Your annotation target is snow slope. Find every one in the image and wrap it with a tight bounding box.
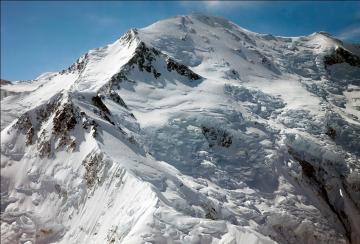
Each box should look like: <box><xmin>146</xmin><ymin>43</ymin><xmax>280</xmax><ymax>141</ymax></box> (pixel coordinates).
<box><xmin>1</xmin><ymin>13</ymin><xmax>360</xmax><ymax>244</ymax></box>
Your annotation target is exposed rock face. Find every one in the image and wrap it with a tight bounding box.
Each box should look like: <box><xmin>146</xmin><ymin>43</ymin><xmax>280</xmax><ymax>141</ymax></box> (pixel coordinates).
<box><xmin>81</xmin><ymin>112</ymin><xmax>99</xmax><ymax>138</ymax></box>
<box><xmin>12</xmin><ymin>94</ymin><xmax>63</xmax><ymax>147</ymax></box>
<box><xmin>53</xmin><ymin>102</ymin><xmax>78</xmax><ymax>135</ymax></box>
<box><xmin>38</xmin><ymin>140</ymin><xmax>51</xmax><ymax>158</ymax></box>
<box><xmin>101</xmin><ymin>41</ymin><xmax>202</xmax><ymax>95</ymax></box>
<box><xmin>166</xmin><ymin>57</ymin><xmax>201</xmax><ymax>80</ymax></box>
<box><xmin>101</xmin><ymin>43</ymin><xmax>162</xmax><ymax>93</ymax></box>
<box><xmin>13</xmin><ymin>113</ymin><xmax>34</xmax><ymax>145</ymax></box>
<box><xmin>325</xmin><ymin>113</ymin><xmax>360</xmax><ymax>156</ymax></box>
<box><xmin>204</xmin><ymin>206</ymin><xmax>218</xmax><ymax>220</ymax></box>
<box><xmin>1</xmin><ymin>80</ymin><xmax>15</xmax><ymax>101</ymax></box>
<box><xmin>0</xmin><ymin>79</ymin><xmax>12</xmax><ymax>86</ymax></box>
<box><xmin>129</xmin><ymin>42</ymin><xmax>160</xmax><ymax>75</ymax></box>
<box><xmin>52</xmin><ymin>101</ymin><xmax>80</xmax><ymax>153</ymax></box>
<box><xmin>201</xmin><ymin>126</ymin><xmax>232</xmax><ymax>148</ymax></box>
<box><xmin>60</xmin><ymin>53</ymin><xmax>89</xmax><ymax>74</ymax></box>
<box><xmin>107</xmin><ymin>71</ymin><xmax>128</xmax><ymax>91</ymax></box>
<box><xmin>326</xmin><ymin>126</ymin><xmax>337</xmax><ymax>140</ymax></box>
<box><xmin>10</xmin><ymin>94</ymin><xmax>83</xmax><ymax>157</ymax></box>
<box><xmin>345</xmin><ymin>172</ymin><xmax>360</xmax><ymax>210</ymax></box>
<box><xmin>127</xmin><ymin>41</ymin><xmax>201</xmax><ymax>81</ymax></box>
<box><xmin>108</xmin><ymin>90</ymin><xmax>128</xmax><ymax>109</ymax></box>
<box><xmin>119</xmin><ymin>28</ymin><xmax>138</xmax><ymax>46</ymax></box>
<box><xmin>92</xmin><ymin>95</ymin><xmax>115</xmax><ymax>126</ymax></box>
<box><xmin>324</xmin><ymin>47</ymin><xmax>360</xmax><ymax>68</ymax></box>
<box><xmin>92</xmin><ymin>95</ymin><xmax>111</xmax><ymax>115</ymax></box>
<box><xmin>82</xmin><ymin>152</ymin><xmax>103</xmax><ymax>187</ymax></box>
<box><xmin>287</xmin><ymin>145</ymin><xmax>360</xmax><ymax>244</ymax></box>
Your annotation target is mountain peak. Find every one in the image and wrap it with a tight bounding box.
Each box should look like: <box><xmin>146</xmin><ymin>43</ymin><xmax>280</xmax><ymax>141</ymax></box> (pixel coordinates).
<box><xmin>1</xmin><ymin>13</ymin><xmax>360</xmax><ymax>244</ymax></box>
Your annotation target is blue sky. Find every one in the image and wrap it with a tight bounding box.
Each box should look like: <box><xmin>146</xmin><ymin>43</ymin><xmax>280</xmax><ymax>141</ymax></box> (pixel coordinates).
<box><xmin>1</xmin><ymin>1</ymin><xmax>359</xmax><ymax>81</ymax></box>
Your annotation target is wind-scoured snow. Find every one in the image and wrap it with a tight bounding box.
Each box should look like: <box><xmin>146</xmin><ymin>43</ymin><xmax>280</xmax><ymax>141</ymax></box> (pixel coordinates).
<box><xmin>1</xmin><ymin>13</ymin><xmax>360</xmax><ymax>244</ymax></box>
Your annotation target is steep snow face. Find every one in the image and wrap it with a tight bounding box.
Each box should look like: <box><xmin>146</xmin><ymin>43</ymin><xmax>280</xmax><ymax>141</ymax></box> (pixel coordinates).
<box><xmin>1</xmin><ymin>13</ymin><xmax>360</xmax><ymax>244</ymax></box>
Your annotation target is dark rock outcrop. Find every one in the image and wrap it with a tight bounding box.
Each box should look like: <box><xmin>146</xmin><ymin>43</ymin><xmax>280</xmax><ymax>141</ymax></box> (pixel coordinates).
<box><xmin>324</xmin><ymin>47</ymin><xmax>360</xmax><ymax>68</ymax></box>
<box><xmin>325</xmin><ymin>126</ymin><xmax>337</xmax><ymax>140</ymax></box>
<box><xmin>201</xmin><ymin>126</ymin><xmax>232</xmax><ymax>148</ymax></box>
<box><xmin>53</xmin><ymin>102</ymin><xmax>78</xmax><ymax>135</ymax></box>
<box><xmin>92</xmin><ymin>95</ymin><xmax>115</xmax><ymax>125</ymax></box>
<box><xmin>128</xmin><ymin>42</ymin><xmax>160</xmax><ymax>76</ymax></box>
<box><xmin>0</xmin><ymin>79</ymin><xmax>12</xmax><ymax>86</ymax></box>
<box><xmin>166</xmin><ymin>58</ymin><xmax>201</xmax><ymax>80</ymax></box>
<box><xmin>205</xmin><ymin>206</ymin><xmax>217</xmax><ymax>220</ymax></box>
<box><xmin>101</xmin><ymin>42</ymin><xmax>202</xmax><ymax>95</ymax></box>
<box><xmin>288</xmin><ymin>147</ymin><xmax>356</xmax><ymax>243</ymax></box>
<box><xmin>60</xmin><ymin>53</ymin><xmax>89</xmax><ymax>74</ymax></box>
<box><xmin>92</xmin><ymin>95</ymin><xmax>111</xmax><ymax>115</ymax></box>
<box><xmin>13</xmin><ymin>113</ymin><xmax>34</xmax><ymax>145</ymax></box>
<box><xmin>82</xmin><ymin>153</ymin><xmax>103</xmax><ymax>187</ymax></box>
<box><xmin>11</xmin><ymin>95</ymin><xmax>82</xmax><ymax>156</ymax></box>
<box><xmin>108</xmin><ymin>91</ymin><xmax>128</xmax><ymax>109</ymax></box>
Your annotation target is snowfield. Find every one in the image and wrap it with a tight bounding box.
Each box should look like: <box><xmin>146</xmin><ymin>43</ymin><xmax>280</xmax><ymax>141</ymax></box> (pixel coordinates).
<box><xmin>1</xmin><ymin>13</ymin><xmax>360</xmax><ymax>244</ymax></box>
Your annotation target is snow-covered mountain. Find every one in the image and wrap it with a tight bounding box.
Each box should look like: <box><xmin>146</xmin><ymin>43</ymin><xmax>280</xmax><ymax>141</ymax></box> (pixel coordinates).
<box><xmin>1</xmin><ymin>13</ymin><xmax>360</xmax><ymax>244</ymax></box>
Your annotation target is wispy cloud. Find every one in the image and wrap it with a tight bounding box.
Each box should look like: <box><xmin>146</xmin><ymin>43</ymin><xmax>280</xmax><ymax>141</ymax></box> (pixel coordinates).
<box><xmin>337</xmin><ymin>26</ymin><xmax>360</xmax><ymax>42</ymax></box>
<box><xmin>179</xmin><ymin>1</ymin><xmax>265</xmax><ymax>12</ymax></box>
<box><xmin>87</xmin><ymin>14</ymin><xmax>121</xmax><ymax>27</ymax></box>
<box><xmin>201</xmin><ymin>1</ymin><xmax>262</xmax><ymax>10</ymax></box>
<box><xmin>356</xmin><ymin>10</ymin><xmax>360</xmax><ymax>20</ymax></box>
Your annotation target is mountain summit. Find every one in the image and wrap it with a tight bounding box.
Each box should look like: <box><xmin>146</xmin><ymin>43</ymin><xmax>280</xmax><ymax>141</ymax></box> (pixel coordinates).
<box><xmin>1</xmin><ymin>13</ymin><xmax>360</xmax><ymax>244</ymax></box>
